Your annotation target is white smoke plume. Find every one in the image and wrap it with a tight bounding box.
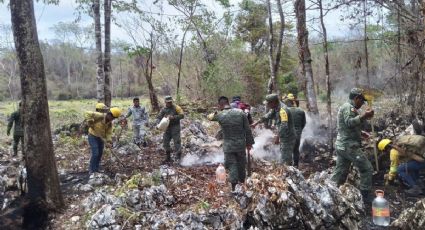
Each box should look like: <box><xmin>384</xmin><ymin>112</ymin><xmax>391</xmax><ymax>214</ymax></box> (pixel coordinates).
<box><xmin>180</xmin><ymin>151</ymin><xmax>224</xmax><ymax>167</ymax></box>
<box><xmin>251</xmin><ymin>128</ymin><xmax>280</xmax><ymax>161</ymax></box>
<box><xmin>300</xmin><ymin>113</ymin><xmax>329</xmax><ymax>149</ymax></box>
<box><xmin>180</xmin><ymin>114</ymin><xmax>328</xmax><ymax>167</ymax></box>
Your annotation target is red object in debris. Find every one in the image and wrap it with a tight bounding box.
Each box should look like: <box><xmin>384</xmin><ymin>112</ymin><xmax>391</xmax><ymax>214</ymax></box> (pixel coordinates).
<box><xmin>239</xmin><ymin>102</ymin><xmax>250</xmax><ymax>111</ymax></box>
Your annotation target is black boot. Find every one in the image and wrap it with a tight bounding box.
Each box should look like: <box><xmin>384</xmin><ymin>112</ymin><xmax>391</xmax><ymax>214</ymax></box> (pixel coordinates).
<box><xmin>162</xmin><ymin>151</ymin><xmax>172</xmax><ymax>164</ymax></box>
<box><xmin>231</xmin><ymin>183</ymin><xmax>236</xmax><ymax>191</ymax></box>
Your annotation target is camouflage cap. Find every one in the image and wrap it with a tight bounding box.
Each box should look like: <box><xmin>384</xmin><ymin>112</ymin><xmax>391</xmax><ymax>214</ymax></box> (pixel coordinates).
<box><xmin>265</xmin><ymin>94</ymin><xmax>279</xmax><ymax>102</ymax></box>
<box><xmin>349</xmin><ymin>88</ymin><xmax>365</xmax><ymax>100</ymax></box>
<box><xmin>164</xmin><ymin>95</ymin><xmax>173</xmax><ymax>102</ymax></box>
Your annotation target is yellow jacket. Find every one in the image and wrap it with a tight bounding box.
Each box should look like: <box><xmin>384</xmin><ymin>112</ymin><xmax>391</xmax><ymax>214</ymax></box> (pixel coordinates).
<box><xmin>388</xmin><ymin>148</ymin><xmax>419</xmax><ymax>180</ymax></box>
<box><xmin>84</xmin><ymin>111</ymin><xmax>113</xmax><ymax>141</ymax></box>
<box><xmin>388</xmin><ymin>149</ymin><xmax>399</xmax><ymax>180</ymax></box>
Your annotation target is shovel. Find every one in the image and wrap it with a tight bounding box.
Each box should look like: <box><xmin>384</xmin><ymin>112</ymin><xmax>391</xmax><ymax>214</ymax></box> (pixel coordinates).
<box><xmin>363</xmin><ymin>88</ymin><xmax>383</xmax><ymax>172</ymax></box>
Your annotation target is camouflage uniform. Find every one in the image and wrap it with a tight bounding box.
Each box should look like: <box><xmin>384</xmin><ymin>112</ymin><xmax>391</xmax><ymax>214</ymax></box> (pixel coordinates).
<box><xmin>287</xmin><ymin>105</ymin><xmax>306</xmax><ymax>167</ymax></box>
<box><xmin>156</xmin><ymin>102</ymin><xmax>184</xmax><ymax>159</ymax></box>
<box><xmin>208</xmin><ymin>106</ymin><xmax>255</xmax><ymax>184</ymax></box>
<box><xmin>261</xmin><ymin>95</ymin><xmax>296</xmax><ymax>165</ymax></box>
<box><xmin>331</xmin><ymin>100</ymin><xmax>373</xmax><ymax>191</ymax></box>
<box><xmin>7</xmin><ymin>111</ymin><xmax>24</xmax><ymax>156</ymax></box>
<box><xmin>126</xmin><ymin>106</ymin><xmax>149</xmax><ymax>145</ymax></box>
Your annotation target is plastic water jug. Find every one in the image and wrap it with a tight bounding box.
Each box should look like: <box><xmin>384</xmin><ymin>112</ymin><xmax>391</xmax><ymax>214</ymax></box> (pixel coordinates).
<box><xmin>216</xmin><ymin>164</ymin><xmax>226</xmax><ymax>184</ymax></box>
<box><xmin>372</xmin><ymin>190</ymin><xmax>390</xmax><ymax>226</ymax></box>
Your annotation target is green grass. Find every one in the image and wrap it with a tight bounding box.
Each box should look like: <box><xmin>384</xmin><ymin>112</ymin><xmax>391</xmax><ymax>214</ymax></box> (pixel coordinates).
<box><xmin>0</xmin><ymin>98</ymin><xmax>150</xmax><ymax>148</ymax></box>
<box><xmin>0</xmin><ymin>98</ymin><xmax>150</xmax><ymax>130</ymax></box>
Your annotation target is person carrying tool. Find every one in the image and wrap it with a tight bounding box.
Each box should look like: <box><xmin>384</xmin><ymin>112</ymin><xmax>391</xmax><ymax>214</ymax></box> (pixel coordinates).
<box><xmin>84</xmin><ymin>107</ymin><xmax>121</xmax><ymax>174</ymax></box>
<box><xmin>7</xmin><ymin>102</ymin><xmax>24</xmax><ymax>156</ymax></box>
<box><xmin>331</xmin><ymin>88</ymin><xmax>374</xmax><ymax>203</ymax></box>
<box><xmin>208</xmin><ymin>96</ymin><xmax>254</xmax><ymax>191</ymax></box>
<box><xmin>125</xmin><ymin>97</ymin><xmax>149</xmax><ymax>147</ymax></box>
<box><xmin>251</xmin><ymin>94</ymin><xmax>296</xmax><ymax>165</ymax></box>
<box><xmin>285</xmin><ymin>93</ymin><xmax>306</xmax><ymax>167</ymax></box>
<box><xmin>156</xmin><ymin>96</ymin><xmax>184</xmax><ymax>164</ymax></box>
<box><xmin>378</xmin><ymin>136</ymin><xmax>425</xmax><ymax>196</ymax></box>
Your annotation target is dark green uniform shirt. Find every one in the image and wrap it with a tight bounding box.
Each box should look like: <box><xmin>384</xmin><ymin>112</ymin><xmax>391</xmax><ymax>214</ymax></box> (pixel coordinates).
<box><xmin>209</xmin><ymin>107</ymin><xmax>255</xmax><ymax>153</ymax></box>
<box><xmin>287</xmin><ymin>106</ymin><xmax>306</xmax><ymax>138</ymax></box>
<box><xmin>156</xmin><ymin>104</ymin><xmax>184</xmax><ymax>128</ymax></box>
<box><xmin>7</xmin><ymin>111</ymin><xmax>23</xmax><ymax>136</ymax></box>
<box><xmin>335</xmin><ymin>101</ymin><xmax>364</xmax><ymax>150</ymax></box>
<box><xmin>261</xmin><ymin>103</ymin><xmax>295</xmax><ymax>141</ymax></box>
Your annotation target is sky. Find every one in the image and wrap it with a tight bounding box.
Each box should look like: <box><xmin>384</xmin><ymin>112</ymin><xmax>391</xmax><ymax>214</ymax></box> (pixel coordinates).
<box><xmin>0</xmin><ymin>0</ymin><xmax>371</xmax><ymax>46</ymax></box>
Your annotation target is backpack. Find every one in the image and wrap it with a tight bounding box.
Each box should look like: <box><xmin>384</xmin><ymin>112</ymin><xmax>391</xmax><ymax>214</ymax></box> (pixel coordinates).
<box><xmin>238</xmin><ymin>102</ymin><xmax>250</xmax><ymax>111</ymax></box>
<box><xmin>396</xmin><ymin>135</ymin><xmax>425</xmax><ymax>158</ymax></box>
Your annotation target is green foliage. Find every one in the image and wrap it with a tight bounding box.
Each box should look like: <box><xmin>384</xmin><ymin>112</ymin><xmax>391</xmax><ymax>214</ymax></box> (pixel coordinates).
<box><xmin>124</xmin><ymin>46</ymin><xmax>151</xmax><ymax>58</ymax></box>
<box><xmin>235</xmin><ymin>0</ymin><xmax>268</xmax><ymax>53</ymax></box>
<box><xmin>279</xmin><ymin>73</ymin><xmax>298</xmax><ymax>96</ymax></box>
<box><xmin>196</xmin><ymin>200</ymin><xmax>211</xmax><ymax>212</ymax></box>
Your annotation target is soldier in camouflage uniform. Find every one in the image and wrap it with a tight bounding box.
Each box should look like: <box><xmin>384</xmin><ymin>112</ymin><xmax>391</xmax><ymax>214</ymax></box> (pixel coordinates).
<box><xmin>208</xmin><ymin>96</ymin><xmax>254</xmax><ymax>190</ymax></box>
<box><xmin>7</xmin><ymin>102</ymin><xmax>24</xmax><ymax>156</ymax></box>
<box><xmin>156</xmin><ymin>96</ymin><xmax>184</xmax><ymax>164</ymax></box>
<box><xmin>286</xmin><ymin>94</ymin><xmax>306</xmax><ymax>167</ymax></box>
<box><xmin>252</xmin><ymin>94</ymin><xmax>296</xmax><ymax>165</ymax></box>
<box><xmin>331</xmin><ymin>88</ymin><xmax>374</xmax><ymax>200</ymax></box>
<box><xmin>126</xmin><ymin>97</ymin><xmax>149</xmax><ymax>147</ymax></box>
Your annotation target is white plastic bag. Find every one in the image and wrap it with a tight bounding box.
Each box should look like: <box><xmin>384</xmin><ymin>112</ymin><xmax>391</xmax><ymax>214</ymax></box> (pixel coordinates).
<box><xmin>156</xmin><ymin>117</ymin><xmax>170</xmax><ymax>131</ymax></box>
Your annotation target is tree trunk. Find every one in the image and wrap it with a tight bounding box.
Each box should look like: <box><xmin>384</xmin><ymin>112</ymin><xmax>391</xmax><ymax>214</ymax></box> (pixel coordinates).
<box><xmin>146</xmin><ymin>33</ymin><xmax>160</xmax><ymax>112</ymax></box>
<box><xmin>318</xmin><ymin>0</ymin><xmax>333</xmax><ymax>153</ymax></box>
<box><xmin>295</xmin><ymin>0</ymin><xmax>319</xmax><ymax>114</ymax></box>
<box><xmin>120</xmin><ymin>59</ymin><xmax>124</xmax><ymax>99</ymax></box>
<box><xmin>93</xmin><ymin>0</ymin><xmax>104</xmax><ymax>102</ymax></box>
<box><xmin>363</xmin><ymin>0</ymin><xmax>370</xmax><ymax>85</ymax></box>
<box><xmin>176</xmin><ymin>28</ymin><xmax>188</xmax><ymax>103</ymax></box>
<box><xmin>272</xmin><ymin>0</ymin><xmax>284</xmax><ymax>95</ymax></box>
<box><xmin>10</xmin><ymin>0</ymin><xmax>64</xmax><ymax>228</ymax></box>
<box><xmin>266</xmin><ymin>0</ymin><xmax>275</xmax><ymax>94</ymax></box>
<box><xmin>396</xmin><ymin>8</ymin><xmax>402</xmax><ymax>101</ymax></box>
<box><xmin>104</xmin><ymin>0</ymin><xmax>112</xmax><ymax>106</ymax></box>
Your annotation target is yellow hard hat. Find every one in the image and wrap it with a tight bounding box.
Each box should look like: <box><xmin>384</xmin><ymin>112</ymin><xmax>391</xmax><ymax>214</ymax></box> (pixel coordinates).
<box><xmin>287</xmin><ymin>93</ymin><xmax>295</xmax><ymax>100</ymax></box>
<box><xmin>96</xmin><ymin>103</ymin><xmax>107</xmax><ymax>110</ymax></box>
<box><xmin>378</xmin><ymin>139</ymin><xmax>391</xmax><ymax>151</ymax></box>
<box><xmin>109</xmin><ymin>107</ymin><xmax>122</xmax><ymax>118</ymax></box>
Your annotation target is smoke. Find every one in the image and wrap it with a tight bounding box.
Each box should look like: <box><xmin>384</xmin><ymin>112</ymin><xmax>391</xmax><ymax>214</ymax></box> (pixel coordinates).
<box><xmin>300</xmin><ymin>113</ymin><xmax>329</xmax><ymax>149</ymax></box>
<box><xmin>180</xmin><ymin>151</ymin><xmax>224</xmax><ymax>167</ymax></box>
<box><xmin>251</xmin><ymin>128</ymin><xmax>280</xmax><ymax>161</ymax></box>
<box><xmin>180</xmin><ymin>114</ymin><xmax>330</xmax><ymax>167</ymax></box>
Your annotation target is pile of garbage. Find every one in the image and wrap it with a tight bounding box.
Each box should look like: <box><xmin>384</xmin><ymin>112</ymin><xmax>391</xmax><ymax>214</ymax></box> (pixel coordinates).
<box><xmin>234</xmin><ymin>166</ymin><xmax>363</xmax><ymax>229</ymax></box>
<box><xmin>0</xmin><ymin>159</ymin><xmax>25</xmax><ymax>210</ymax></box>
<box><xmin>74</xmin><ymin>164</ymin><xmax>365</xmax><ymax>229</ymax></box>
<box><xmin>179</xmin><ymin>120</ymin><xmax>223</xmax><ymax>166</ymax></box>
<box><xmin>391</xmin><ymin>198</ymin><xmax>425</xmax><ymax>229</ymax></box>
<box><xmin>375</xmin><ymin>112</ymin><xmax>412</xmax><ymax>138</ymax></box>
